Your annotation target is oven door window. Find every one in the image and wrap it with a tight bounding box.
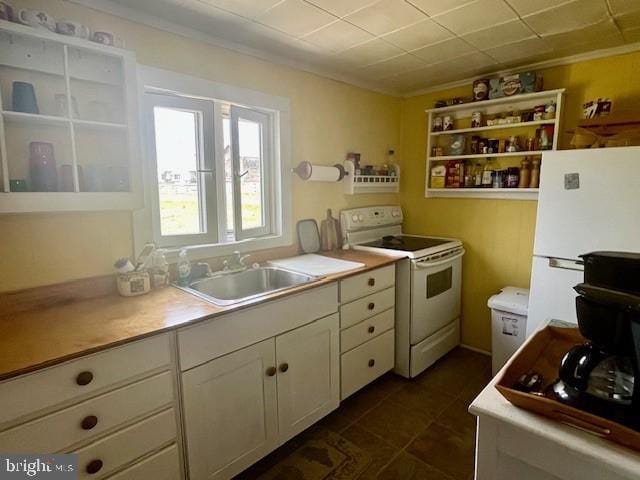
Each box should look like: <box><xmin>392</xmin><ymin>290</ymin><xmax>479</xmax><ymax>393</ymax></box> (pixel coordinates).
<box><xmin>426</xmin><ymin>266</ymin><xmax>452</xmax><ymax>298</ymax></box>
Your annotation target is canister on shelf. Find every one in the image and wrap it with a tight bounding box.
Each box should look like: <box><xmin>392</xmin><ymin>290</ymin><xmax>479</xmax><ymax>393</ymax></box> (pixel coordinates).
<box><xmin>472</xmin><ymin>79</ymin><xmax>490</xmax><ymax>101</ymax></box>
<box><xmin>471</xmin><ymin>111</ymin><xmax>482</xmax><ymax>128</ymax></box>
<box><xmin>488</xmin><ymin>138</ymin><xmax>499</xmax><ymax>154</ymax></box>
<box><xmin>470</xmin><ymin>136</ymin><xmax>480</xmax><ymax>154</ymax></box>
<box><xmin>519</xmin><ymin>158</ymin><xmax>531</xmax><ymax>188</ymax></box>
<box><xmin>506</xmin><ymin>167</ymin><xmax>520</xmax><ymax>188</ymax></box>
<box><xmin>443</xmin><ymin>115</ymin><xmax>454</xmax><ymax>131</ymax></box>
<box><xmin>433</xmin><ymin>116</ymin><xmax>443</xmax><ymax>132</ymax></box>
<box><xmin>506</xmin><ymin>135</ymin><xmax>520</xmax><ymax>152</ymax></box>
<box><xmin>529</xmin><ymin>157</ymin><xmax>541</xmax><ymax>188</ymax></box>
<box><xmin>448</xmin><ymin>134</ymin><xmax>466</xmax><ymax>156</ymax></box>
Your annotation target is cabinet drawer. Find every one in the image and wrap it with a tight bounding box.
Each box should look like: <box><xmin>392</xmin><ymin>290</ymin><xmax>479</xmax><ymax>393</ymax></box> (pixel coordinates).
<box><xmin>340</xmin><ymin>308</ymin><xmax>394</xmax><ymax>353</ymax></box>
<box><xmin>341</xmin><ymin>329</ymin><xmax>394</xmax><ymax>400</ymax></box>
<box><xmin>179</xmin><ymin>284</ymin><xmax>338</xmax><ymax>370</ymax></box>
<box><xmin>74</xmin><ymin>409</ymin><xmax>177</xmax><ymax>479</ymax></box>
<box><xmin>340</xmin><ymin>265</ymin><xmax>395</xmax><ymax>304</ymax></box>
<box><xmin>106</xmin><ymin>444</ymin><xmax>181</xmax><ymax>480</ymax></box>
<box><xmin>0</xmin><ymin>372</ymin><xmax>174</xmax><ymax>453</ymax></box>
<box><xmin>0</xmin><ymin>334</ymin><xmax>171</xmax><ymax>426</ymax></box>
<box><xmin>340</xmin><ymin>287</ymin><xmax>395</xmax><ymax>329</ymax></box>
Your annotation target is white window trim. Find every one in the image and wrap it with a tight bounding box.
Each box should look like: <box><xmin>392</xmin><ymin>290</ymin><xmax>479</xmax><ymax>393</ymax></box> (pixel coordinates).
<box><xmin>133</xmin><ymin>65</ymin><xmax>292</xmax><ymax>261</ymax></box>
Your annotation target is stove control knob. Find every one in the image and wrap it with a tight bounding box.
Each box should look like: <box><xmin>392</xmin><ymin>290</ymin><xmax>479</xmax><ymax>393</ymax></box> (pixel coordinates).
<box><xmin>358</xmin><ymin>214</ymin><xmax>364</xmax><ymax>222</ymax></box>
<box><xmin>351</xmin><ymin>214</ymin><xmax>359</xmax><ymax>222</ymax></box>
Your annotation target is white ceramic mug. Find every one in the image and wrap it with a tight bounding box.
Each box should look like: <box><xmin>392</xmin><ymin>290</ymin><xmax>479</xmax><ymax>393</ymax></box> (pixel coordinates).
<box><xmin>17</xmin><ymin>9</ymin><xmax>55</xmax><ymax>31</ymax></box>
<box><xmin>56</xmin><ymin>19</ymin><xmax>90</xmax><ymax>39</ymax></box>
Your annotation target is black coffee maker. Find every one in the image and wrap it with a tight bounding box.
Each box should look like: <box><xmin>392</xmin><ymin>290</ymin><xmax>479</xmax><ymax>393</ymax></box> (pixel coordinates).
<box><xmin>549</xmin><ymin>252</ymin><xmax>640</xmax><ymax>430</ymax></box>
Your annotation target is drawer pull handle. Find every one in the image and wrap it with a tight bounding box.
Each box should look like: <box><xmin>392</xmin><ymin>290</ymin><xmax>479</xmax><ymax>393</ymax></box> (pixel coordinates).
<box><xmin>86</xmin><ymin>459</ymin><xmax>103</xmax><ymax>475</ymax></box>
<box><xmin>368</xmin><ymin>326</ymin><xmax>375</xmax><ymax>333</ymax></box>
<box><xmin>279</xmin><ymin>363</ymin><xmax>289</xmax><ymax>373</ymax></box>
<box><xmin>81</xmin><ymin>415</ymin><xmax>98</xmax><ymax>430</ymax></box>
<box><xmin>76</xmin><ymin>371</ymin><xmax>94</xmax><ymax>386</ymax></box>
<box><xmin>266</xmin><ymin>366</ymin><xmax>277</xmax><ymax>377</ymax></box>
<box><xmin>368</xmin><ymin>278</ymin><xmax>375</xmax><ymax>286</ymax></box>
<box><xmin>368</xmin><ymin>359</ymin><xmax>375</xmax><ymax>367</ymax></box>
<box><xmin>368</xmin><ymin>302</ymin><xmax>375</xmax><ymax>310</ymax></box>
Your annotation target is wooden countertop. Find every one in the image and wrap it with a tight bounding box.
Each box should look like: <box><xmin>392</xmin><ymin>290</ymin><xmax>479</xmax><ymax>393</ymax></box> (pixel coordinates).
<box><xmin>0</xmin><ymin>250</ymin><xmax>398</xmax><ymax>381</ymax></box>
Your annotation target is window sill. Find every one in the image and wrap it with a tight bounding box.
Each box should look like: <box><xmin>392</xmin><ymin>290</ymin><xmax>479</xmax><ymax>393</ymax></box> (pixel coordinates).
<box><xmin>161</xmin><ymin>233</ymin><xmax>292</xmax><ymax>263</ymax></box>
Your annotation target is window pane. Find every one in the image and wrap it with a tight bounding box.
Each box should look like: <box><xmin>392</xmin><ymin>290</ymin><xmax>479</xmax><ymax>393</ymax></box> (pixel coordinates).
<box><xmin>222</xmin><ymin>117</ymin><xmax>234</xmax><ymax>238</ymax></box>
<box><xmin>153</xmin><ymin>107</ymin><xmax>202</xmax><ymax>236</ymax></box>
<box><xmin>237</xmin><ymin>118</ymin><xmax>264</xmax><ymax>230</ymax></box>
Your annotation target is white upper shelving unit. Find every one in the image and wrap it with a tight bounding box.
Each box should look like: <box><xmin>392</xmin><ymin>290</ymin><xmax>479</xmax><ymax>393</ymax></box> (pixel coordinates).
<box><xmin>343</xmin><ymin>159</ymin><xmax>400</xmax><ymax>194</ymax></box>
<box><xmin>425</xmin><ymin>89</ymin><xmax>564</xmax><ymax>201</ymax></box>
<box><xmin>0</xmin><ymin>20</ymin><xmax>142</xmax><ymax>213</ymax></box>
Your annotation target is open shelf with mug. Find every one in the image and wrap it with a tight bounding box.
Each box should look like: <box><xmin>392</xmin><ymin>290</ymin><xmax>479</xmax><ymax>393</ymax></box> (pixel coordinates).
<box><xmin>0</xmin><ymin>20</ymin><xmax>141</xmax><ymax>213</ymax></box>
<box><xmin>425</xmin><ymin>89</ymin><xmax>564</xmax><ymax>200</ymax></box>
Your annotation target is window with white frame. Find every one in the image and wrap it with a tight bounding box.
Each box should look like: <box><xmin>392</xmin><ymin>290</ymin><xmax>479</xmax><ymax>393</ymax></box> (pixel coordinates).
<box><xmin>141</xmin><ymin>82</ymin><xmax>285</xmax><ymax>251</ymax></box>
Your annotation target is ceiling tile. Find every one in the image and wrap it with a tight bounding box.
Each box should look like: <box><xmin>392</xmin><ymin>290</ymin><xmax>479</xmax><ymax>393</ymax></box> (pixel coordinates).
<box><xmin>344</xmin><ymin>0</ymin><xmax>426</xmax><ymax>36</ymax></box>
<box><xmin>332</xmin><ymin>38</ymin><xmax>404</xmax><ymax>67</ymax></box>
<box><xmin>357</xmin><ymin>53</ymin><xmax>426</xmax><ymax>78</ymax></box>
<box><xmin>432</xmin><ymin>0</ymin><xmax>518</xmax><ymax>35</ymax></box>
<box><xmin>504</xmin><ymin>0</ymin><xmax>569</xmax><ymax>17</ymax></box>
<box><xmin>542</xmin><ymin>19</ymin><xmax>621</xmax><ymax>49</ymax></box>
<box><xmin>448</xmin><ymin>51</ymin><xmax>499</xmax><ymax>73</ymax></box>
<box><xmin>382</xmin><ymin>18</ymin><xmax>453</xmax><ymax>50</ymax></box>
<box><xmin>258</xmin><ymin>0</ymin><xmax>337</xmax><ymax>38</ymax></box>
<box><xmin>197</xmin><ymin>0</ymin><xmax>282</xmax><ymax>19</ymax></box>
<box><xmin>614</xmin><ymin>10</ymin><xmax>640</xmax><ymax>31</ymax></box>
<box><xmin>608</xmin><ymin>0</ymin><xmax>640</xmax><ymax>16</ymax></box>
<box><xmin>484</xmin><ymin>36</ymin><xmax>552</xmax><ymax>63</ymax></box>
<box><xmin>523</xmin><ymin>0</ymin><xmax>610</xmax><ymax>36</ymax></box>
<box><xmin>304</xmin><ymin>0</ymin><xmax>378</xmax><ymax>18</ymax></box>
<box><xmin>302</xmin><ymin>20</ymin><xmax>374</xmax><ymax>52</ymax></box>
<box><xmin>406</xmin><ymin>0</ymin><xmax>476</xmax><ymax>16</ymax></box>
<box><xmin>411</xmin><ymin>37</ymin><xmax>475</xmax><ymax>63</ymax></box>
<box><xmin>461</xmin><ymin>19</ymin><xmax>535</xmax><ymax>50</ymax></box>
<box><xmin>623</xmin><ymin>26</ymin><xmax>640</xmax><ymax>42</ymax></box>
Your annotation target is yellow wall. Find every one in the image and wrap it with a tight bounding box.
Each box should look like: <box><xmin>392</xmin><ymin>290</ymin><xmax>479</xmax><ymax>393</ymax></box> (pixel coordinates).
<box><xmin>400</xmin><ymin>50</ymin><xmax>640</xmax><ymax>351</ymax></box>
<box><xmin>0</xmin><ymin>0</ymin><xmax>400</xmax><ymax>292</ymax></box>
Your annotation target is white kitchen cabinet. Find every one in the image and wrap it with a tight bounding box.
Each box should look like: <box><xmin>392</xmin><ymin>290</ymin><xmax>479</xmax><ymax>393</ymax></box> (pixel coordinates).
<box><xmin>276</xmin><ymin>313</ymin><xmax>339</xmax><ymax>443</ymax></box>
<box><xmin>182</xmin><ymin>339</ymin><xmax>278</xmax><ymax>480</ymax></box>
<box><xmin>181</xmin><ymin>312</ymin><xmax>340</xmax><ymax>480</ymax></box>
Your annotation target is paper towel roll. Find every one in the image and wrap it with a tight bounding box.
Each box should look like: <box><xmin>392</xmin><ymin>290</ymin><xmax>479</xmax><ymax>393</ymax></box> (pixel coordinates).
<box><xmin>292</xmin><ymin>162</ymin><xmax>345</xmax><ymax>182</ymax></box>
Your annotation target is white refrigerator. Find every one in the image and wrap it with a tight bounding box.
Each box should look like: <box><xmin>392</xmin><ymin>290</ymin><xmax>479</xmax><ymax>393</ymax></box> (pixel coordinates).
<box><xmin>526</xmin><ymin>147</ymin><xmax>640</xmax><ymax>336</ymax></box>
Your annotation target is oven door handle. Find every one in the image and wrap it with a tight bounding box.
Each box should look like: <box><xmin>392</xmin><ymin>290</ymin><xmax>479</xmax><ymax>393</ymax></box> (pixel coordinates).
<box><xmin>412</xmin><ymin>249</ymin><xmax>465</xmax><ymax>269</ymax></box>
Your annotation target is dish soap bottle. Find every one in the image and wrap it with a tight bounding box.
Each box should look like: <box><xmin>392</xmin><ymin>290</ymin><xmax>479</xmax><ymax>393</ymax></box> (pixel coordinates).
<box><xmin>177</xmin><ymin>249</ymin><xmax>191</xmax><ymax>286</ymax></box>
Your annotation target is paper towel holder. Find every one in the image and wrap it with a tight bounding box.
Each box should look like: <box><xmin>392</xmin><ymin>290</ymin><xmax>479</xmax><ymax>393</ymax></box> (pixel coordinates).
<box><xmin>291</xmin><ymin>161</ymin><xmax>347</xmax><ymax>182</ymax></box>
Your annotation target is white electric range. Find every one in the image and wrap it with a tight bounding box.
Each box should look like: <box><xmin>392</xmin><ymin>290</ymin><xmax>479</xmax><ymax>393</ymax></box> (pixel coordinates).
<box><xmin>341</xmin><ymin>205</ymin><xmax>464</xmax><ymax>378</ymax></box>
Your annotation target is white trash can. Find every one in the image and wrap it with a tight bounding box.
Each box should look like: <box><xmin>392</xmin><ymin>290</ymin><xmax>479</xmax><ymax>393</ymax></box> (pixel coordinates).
<box><xmin>488</xmin><ymin>287</ymin><xmax>529</xmax><ymax>375</ymax></box>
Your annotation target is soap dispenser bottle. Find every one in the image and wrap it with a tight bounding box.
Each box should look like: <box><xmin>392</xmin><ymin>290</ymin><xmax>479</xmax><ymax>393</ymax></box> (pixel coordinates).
<box><xmin>177</xmin><ymin>249</ymin><xmax>191</xmax><ymax>286</ymax></box>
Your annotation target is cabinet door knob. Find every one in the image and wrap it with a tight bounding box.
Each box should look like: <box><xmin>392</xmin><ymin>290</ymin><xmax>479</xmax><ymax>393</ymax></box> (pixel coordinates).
<box><xmin>368</xmin><ymin>359</ymin><xmax>375</xmax><ymax>367</ymax></box>
<box><xmin>266</xmin><ymin>366</ymin><xmax>277</xmax><ymax>377</ymax></box>
<box><xmin>279</xmin><ymin>363</ymin><xmax>289</xmax><ymax>373</ymax></box>
<box><xmin>368</xmin><ymin>326</ymin><xmax>375</xmax><ymax>334</ymax></box>
<box><xmin>81</xmin><ymin>415</ymin><xmax>99</xmax><ymax>430</ymax></box>
<box><xmin>76</xmin><ymin>371</ymin><xmax>94</xmax><ymax>386</ymax></box>
<box><xmin>368</xmin><ymin>278</ymin><xmax>375</xmax><ymax>286</ymax></box>
<box><xmin>368</xmin><ymin>302</ymin><xmax>375</xmax><ymax>310</ymax></box>
<box><xmin>86</xmin><ymin>459</ymin><xmax>103</xmax><ymax>475</ymax></box>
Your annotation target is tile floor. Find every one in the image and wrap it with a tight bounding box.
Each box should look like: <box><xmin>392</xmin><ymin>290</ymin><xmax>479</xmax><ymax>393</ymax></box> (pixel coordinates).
<box><xmin>236</xmin><ymin>347</ymin><xmax>492</xmax><ymax>480</ymax></box>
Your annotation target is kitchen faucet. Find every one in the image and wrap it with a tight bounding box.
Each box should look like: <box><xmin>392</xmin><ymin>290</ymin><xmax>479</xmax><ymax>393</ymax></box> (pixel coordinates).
<box><xmin>223</xmin><ymin>251</ymin><xmax>251</xmax><ymax>272</ymax></box>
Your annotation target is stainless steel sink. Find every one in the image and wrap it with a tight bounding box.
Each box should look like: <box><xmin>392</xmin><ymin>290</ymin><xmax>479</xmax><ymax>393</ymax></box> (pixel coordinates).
<box><xmin>176</xmin><ymin>266</ymin><xmax>318</xmax><ymax>306</ymax></box>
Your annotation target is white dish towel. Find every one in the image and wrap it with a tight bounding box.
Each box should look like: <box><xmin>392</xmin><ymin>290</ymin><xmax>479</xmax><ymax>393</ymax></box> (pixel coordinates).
<box><xmin>268</xmin><ymin>254</ymin><xmax>365</xmax><ymax>276</ymax></box>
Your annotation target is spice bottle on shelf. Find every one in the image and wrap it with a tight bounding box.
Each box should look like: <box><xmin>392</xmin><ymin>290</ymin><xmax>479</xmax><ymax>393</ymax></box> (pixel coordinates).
<box><xmin>519</xmin><ymin>158</ymin><xmax>531</xmax><ymax>188</ymax></box>
<box><xmin>473</xmin><ymin>161</ymin><xmax>483</xmax><ymax>187</ymax></box>
<box><xmin>481</xmin><ymin>158</ymin><xmax>495</xmax><ymax>188</ymax></box>
<box><xmin>529</xmin><ymin>157</ymin><xmax>541</xmax><ymax>189</ymax></box>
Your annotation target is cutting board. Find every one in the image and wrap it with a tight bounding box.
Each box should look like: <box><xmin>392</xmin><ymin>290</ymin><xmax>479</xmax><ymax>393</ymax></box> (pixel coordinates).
<box><xmin>268</xmin><ymin>254</ymin><xmax>364</xmax><ymax>276</ymax></box>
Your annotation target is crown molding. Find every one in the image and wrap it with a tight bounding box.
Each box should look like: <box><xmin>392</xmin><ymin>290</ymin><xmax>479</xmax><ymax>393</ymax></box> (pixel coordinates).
<box><xmin>66</xmin><ymin>0</ymin><xmax>401</xmax><ymax>97</ymax></box>
<box><xmin>402</xmin><ymin>41</ymin><xmax>640</xmax><ymax>98</ymax></box>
